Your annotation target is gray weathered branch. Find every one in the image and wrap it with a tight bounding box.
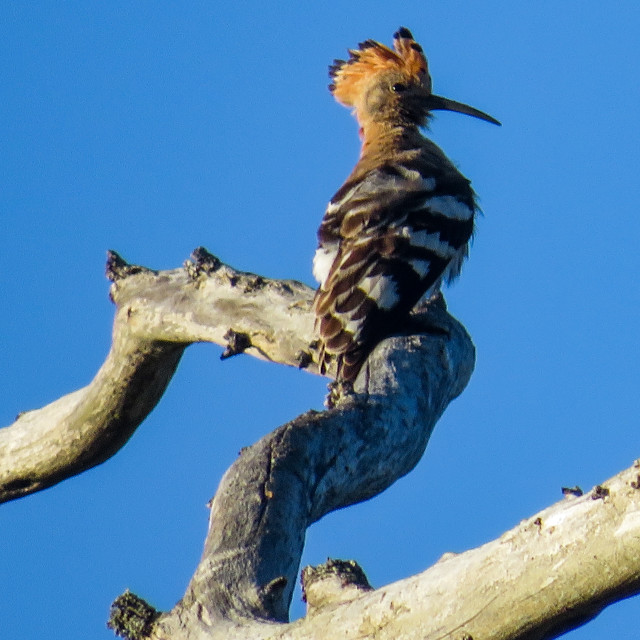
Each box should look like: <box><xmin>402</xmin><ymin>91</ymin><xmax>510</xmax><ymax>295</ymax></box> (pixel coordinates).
<box><xmin>149</xmin><ymin>301</ymin><xmax>473</xmax><ymax>632</ymax></box>
<box><xmin>134</xmin><ymin>462</ymin><xmax>640</xmax><ymax>640</ymax></box>
<box><xmin>0</xmin><ymin>248</ymin><xmax>317</xmax><ymax>503</ymax></box>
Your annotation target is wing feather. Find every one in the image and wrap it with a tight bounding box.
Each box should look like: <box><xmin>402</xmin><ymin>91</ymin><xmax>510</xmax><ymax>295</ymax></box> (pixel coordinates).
<box><xmin>314</xmin><ymin>160</ymin><xmax>475</xmax><ymax>381</ymax></box>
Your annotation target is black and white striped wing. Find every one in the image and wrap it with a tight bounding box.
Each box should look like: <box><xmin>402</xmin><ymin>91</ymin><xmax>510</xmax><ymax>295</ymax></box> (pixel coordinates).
<box><xmin>313</xmin><ymin>163</ymin><xmax>475</xmax><ymax>382</ymax></box>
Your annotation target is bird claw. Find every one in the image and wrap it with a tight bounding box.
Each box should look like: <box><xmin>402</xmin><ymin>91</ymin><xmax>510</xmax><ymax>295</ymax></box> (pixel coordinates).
<box><xmin>324</xmin><ymin>380</ymin><xmax>355</xmax><ymax>409</ymax></box>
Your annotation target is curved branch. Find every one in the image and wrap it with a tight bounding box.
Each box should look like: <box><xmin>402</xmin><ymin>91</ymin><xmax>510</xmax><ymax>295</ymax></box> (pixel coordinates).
<box><xmin>107</xmin><ymin>247</ymin><xmax>317</xmax><ymax>369</ymax></box>
<box><xmin>146</xmin><ymin>299</ymin><xmax>474</xmax><ymax>633</ymax></box>
<box><xmin>294</xmin><ymin>462</ymin><xmax>640</xmax><ymax>640</ymax></box>
<box><xmin>0</xmin><ymin>248</ymin><xmax>317</xmax><ymax>503</ymax></box>
<box><xmin>137</xmin><ymin>461</ymin><xmax>640</xmax><ymax>640</ymax></box>
<box><xmin>0</xmin><ymin>338</ymin><xmax>185</xmax><ymax>503</ymax></box>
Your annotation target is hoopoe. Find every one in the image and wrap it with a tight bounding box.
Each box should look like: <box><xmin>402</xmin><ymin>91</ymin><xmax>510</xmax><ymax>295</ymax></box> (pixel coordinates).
<box><xmin>313</xmin><ymin>27</ymin><xmax>499</xmax><ymax>400</ymax></box>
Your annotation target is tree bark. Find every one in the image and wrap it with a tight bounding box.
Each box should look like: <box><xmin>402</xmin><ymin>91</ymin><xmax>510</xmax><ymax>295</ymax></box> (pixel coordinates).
<box><xmin>0</xmin><ymin>248</ymin><xmax>317</xmax><ymax>503</ymax></box>
<box><xmin>158</xmin><ymin>298</ymin><xmax>473</xmax><ymax>628</ymax></box>
<box><xmin>112</xmin><ymin>463</ymin><xmax>640</xmax><ymax>640</ymax></box>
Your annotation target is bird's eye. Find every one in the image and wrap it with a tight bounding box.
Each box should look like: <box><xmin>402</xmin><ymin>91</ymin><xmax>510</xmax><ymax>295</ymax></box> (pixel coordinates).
<box><xmin>391</xmin><ymin>82</ymin><xmax>407</xmax><ymax>93</ymax></box>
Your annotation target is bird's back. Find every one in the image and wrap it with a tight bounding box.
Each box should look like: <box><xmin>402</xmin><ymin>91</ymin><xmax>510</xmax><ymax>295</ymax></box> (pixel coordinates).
<box><xmin>314</xmin><ymin>135</ymin><xmax>476</xmax><ymax>383</ymax></box>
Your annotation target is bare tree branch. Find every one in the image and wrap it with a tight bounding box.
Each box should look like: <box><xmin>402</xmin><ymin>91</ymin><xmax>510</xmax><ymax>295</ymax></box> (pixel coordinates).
<box><xmin>154</xmin><ymin>304</ymin><xmax>472</xmax><ymax>627</ymax></box>
<box><xmin>107</xmin><ymin>247</ymin><xmax>317</xmax><ymax>369</ymax></box>
<box><xmin>120</xmin><ymin>461</ymin><xmax>639</xmax><ymax>640</ymax></box>
<box><xmin>0</xmin><ymin>248</ymin><xmax>317</xmax><ymax>503</ymax></box>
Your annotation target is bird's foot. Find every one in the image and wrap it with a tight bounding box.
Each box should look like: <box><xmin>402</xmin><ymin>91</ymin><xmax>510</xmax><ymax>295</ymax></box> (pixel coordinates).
<box><xmin>325</xmin><ymin>380</ymin><xmax>355</xmax><ymax>409</ymax></box>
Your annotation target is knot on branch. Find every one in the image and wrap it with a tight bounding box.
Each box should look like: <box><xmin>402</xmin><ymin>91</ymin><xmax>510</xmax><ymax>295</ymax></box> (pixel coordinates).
<box><xmin>106</xmin><ymin>251</ymin><xmax>155</xmax><ymax>283</ymax></box>
<box><xmin>185</xmin><ymin>246</ymin><xmax>222</xmax><ymax>279</ymax></box>
<box><xmin>221</xmin><ymin>329</ymin><xmax>252</xmax><ymax>359</ymax></box>
<box><xmin>591</xmin><ymin>484</ymin><xmax>610</xmax><ymax>500</ymax></box>
<box><xmin>562</xmin><ymin>486</ymin><xmax>584</xmax><ymax>497</ymax></box>
<box><xmin>257</xmin><ymin>575</ymin><xmax>289</xmax><ymax>614</ymax></box>
<box><xmin>295</xmin><ymin>348</ymin><xmax>314</xmax><ymax>370</ymax></box>
<box><xmin>107</xmin><ymin>590</ymin><xmax>159</xmax><ymax>639</ymax></box>
<box><xmin>301</xmin><ymin>559</ymin><xmax>372</xmax><ymax>612</ymax></box>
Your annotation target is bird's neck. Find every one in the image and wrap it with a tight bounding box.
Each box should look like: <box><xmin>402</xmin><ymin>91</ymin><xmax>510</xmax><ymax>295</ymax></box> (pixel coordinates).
<box><xmin>359</xmin><ymin>120</ymin><xmax>424</xmax><ymax>160</ymax></box>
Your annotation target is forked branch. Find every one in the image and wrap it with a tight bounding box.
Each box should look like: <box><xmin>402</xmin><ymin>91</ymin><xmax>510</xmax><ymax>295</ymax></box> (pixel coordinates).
<box><xmin>0</xmin><ymin>248</ymin><xmax>317</xmax><ymax>503</ymax></box>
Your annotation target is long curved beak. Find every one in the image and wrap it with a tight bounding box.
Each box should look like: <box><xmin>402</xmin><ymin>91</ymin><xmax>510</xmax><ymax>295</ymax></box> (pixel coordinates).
<box><xmin>427</xmin><ymin>94</ymin><xmax>501</xmax><ymax>126</ymax></box>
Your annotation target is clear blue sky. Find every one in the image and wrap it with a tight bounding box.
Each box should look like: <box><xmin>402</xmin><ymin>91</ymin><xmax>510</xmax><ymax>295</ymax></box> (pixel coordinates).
<box><xmin>2</xmin><ymin>3</ymin><xmax>640</xmax><ymax>638</ymax></box>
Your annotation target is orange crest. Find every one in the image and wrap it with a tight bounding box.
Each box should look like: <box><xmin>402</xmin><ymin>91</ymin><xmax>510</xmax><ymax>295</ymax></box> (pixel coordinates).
<box><xmin>329</xmin><ymin>27</ymin><xmax>431</xmax><ymax>107</ymax></box>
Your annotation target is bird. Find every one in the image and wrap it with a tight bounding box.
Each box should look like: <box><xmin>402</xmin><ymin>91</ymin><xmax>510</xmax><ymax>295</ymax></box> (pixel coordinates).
<box><xmin>313</xmin><ymin>27</ymin><xmax>499</xmax><ymax>403</ymax></box>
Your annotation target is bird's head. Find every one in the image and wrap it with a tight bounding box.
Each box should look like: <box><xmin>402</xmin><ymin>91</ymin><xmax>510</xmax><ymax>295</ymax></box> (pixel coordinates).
<box><xmin>329</xmin><ymin>27</ymin><xmax>500</xmax><ymax>130</ymax></box>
